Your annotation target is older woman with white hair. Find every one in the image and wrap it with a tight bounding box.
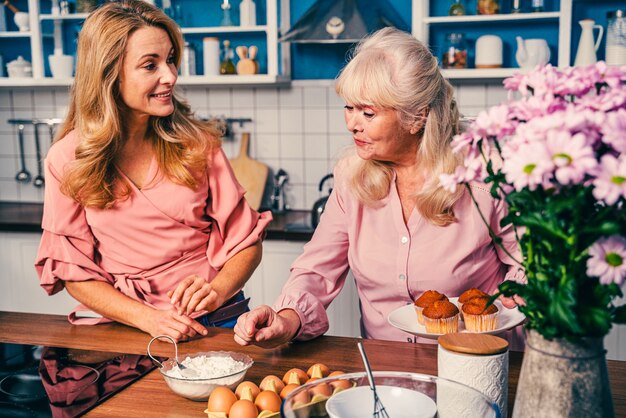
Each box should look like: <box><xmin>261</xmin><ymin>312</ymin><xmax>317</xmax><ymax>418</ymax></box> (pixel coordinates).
<box><xmin>234</xmin><ymin>27</ymin><xmax>524</xmax><ymax>348</ymax></box>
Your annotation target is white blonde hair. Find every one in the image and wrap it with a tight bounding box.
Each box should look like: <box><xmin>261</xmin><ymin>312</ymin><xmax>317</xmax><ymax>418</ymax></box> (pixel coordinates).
<box><xmin>335</xmin><ymin>27</ymin><xmax>464</xmax><ymax>226</ymax></box>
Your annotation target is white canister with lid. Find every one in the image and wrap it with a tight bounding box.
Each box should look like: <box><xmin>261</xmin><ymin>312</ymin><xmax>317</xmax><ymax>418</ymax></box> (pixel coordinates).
<box><xmin>203</xmin><ymin>37</ymin><xmax>220</xmax><ymax>76</ymax></box>
<box><xmin>7</xmin><ymin>56</ymin><xmax>32</xmax><ymax>78</ymax></box>
<box><xmin>476</xmin><ymin>34</ymin><xmax>503</xmax><ymax>68</ymax></box>
<box><xmin>437</xmin><ymin>333</ymin><xmax>509</xmax><ymax>418</ymax></box>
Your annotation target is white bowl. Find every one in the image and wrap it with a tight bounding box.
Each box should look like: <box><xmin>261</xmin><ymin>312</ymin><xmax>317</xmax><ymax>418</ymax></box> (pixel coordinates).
<box><xmin>158</xmin><ymin>351</ymin><xmax>253</xmax><ymax>401</ymax></box>
<box><xmin>326</xmin><ymin>385</ymin><xmax>437</xmax><ymax>418</ymax></box>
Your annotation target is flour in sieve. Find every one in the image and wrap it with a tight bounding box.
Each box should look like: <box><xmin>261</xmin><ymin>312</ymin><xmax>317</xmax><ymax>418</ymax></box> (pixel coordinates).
<box><xmin>165</xmin><ymin>355</ymin><xmax>246</xmax><ymax>379</ymax></box>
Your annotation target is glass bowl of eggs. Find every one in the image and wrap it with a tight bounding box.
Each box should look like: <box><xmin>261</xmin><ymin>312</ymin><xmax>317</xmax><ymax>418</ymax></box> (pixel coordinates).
<box><xmin>281</xmin><ymin>371</ymin><xmax>501</xmax><ymax>418</ymax></box>
<box><xmin>147</xmin><ymin>336</ymin><xmax>253</xmax><ymax>401</ymax></box>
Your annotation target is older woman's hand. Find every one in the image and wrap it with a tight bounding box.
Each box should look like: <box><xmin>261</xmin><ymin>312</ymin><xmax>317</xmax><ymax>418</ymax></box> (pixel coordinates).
<box><xmin>168</xmin><ymin>275</ymin><xmax>222</xmax><ymax>316</ymax></box>
<box><xmin>233</xmin><ymin>306</ymin><xmax>301</xmax><ymax>349</ymax></box>
<box><xmin>499</xmin><ymin>294</ymin><xmax>526</xmax><ymax>309</ymax></box>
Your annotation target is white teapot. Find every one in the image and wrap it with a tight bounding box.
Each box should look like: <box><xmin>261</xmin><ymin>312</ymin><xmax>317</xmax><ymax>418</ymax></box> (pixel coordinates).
<box><xmin>515</xmin><ymin>37</ymin><xmax>551</xmax><ymax>69</ymax></box>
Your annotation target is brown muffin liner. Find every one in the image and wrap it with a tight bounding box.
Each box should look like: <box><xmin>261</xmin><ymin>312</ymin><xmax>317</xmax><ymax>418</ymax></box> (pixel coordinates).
<box><xmin>464</xmin><ymin>312</ymin><xmax>498</xmax><ymax>332</ymax></box>
<box><xmin>423</xmin><ymin>314</ymin><xmax>459</xmax><ymax>334</ymax></box>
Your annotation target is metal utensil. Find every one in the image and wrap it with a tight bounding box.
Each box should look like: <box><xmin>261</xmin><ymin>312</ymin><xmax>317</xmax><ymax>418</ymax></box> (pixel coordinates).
<box><xmin>32</xmin><ymin>124</ymin><xmax>44</xmax><ymax>188</ymax></box>
<box><xmin>357</xmin><ymin>342</ymin><xmax>389</xmax><ymax>418</ymax></box>
<box><xmin>147</xmin><ymin>335</ymin><xmax>198</xmax><ymax>378</ymax></box>
<box><xmin>14</xmin><ymin>124</ymin><xmax>31</xmax><ymax>183</ymax></box>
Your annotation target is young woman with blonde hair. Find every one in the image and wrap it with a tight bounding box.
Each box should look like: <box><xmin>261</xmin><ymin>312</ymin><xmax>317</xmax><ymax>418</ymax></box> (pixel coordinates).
<box><xmin>234</xmin><ymin>27</ymin><xmax>524</xmax><ymax>349</ymax></box>
<box><xmin>36</xmin><ymin>0</ymin><xmax>271</xmax><ymax>342</ymax></box>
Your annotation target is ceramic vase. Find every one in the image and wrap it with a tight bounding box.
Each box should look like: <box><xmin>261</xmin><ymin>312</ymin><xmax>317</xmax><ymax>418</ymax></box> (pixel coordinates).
<box><xmin>512</xmin><ymin>329</ymin><xmax>613</xmax><ymax>418</ymax></box>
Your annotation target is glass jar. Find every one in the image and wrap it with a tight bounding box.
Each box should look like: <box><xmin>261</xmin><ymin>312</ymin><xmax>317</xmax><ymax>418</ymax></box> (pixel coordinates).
<box><xmin>477</xmin><ymin>0</ymin><xmax>499</xmax><ymax>15</ymax></box>
<box><xmin>606</xmin><ymin>10</ymin><xmax>626</xmax><ymax>66</ymax></box>
<box><xmin>449</xmin><ymin>0</ymin><xmax>465</xmax><ymax>16</ymax></box>
<box><xmin>442</xmin><ymin>33</ymin><xmax>468</xmax><ymax>69</ymax></box>
<box><xmin>220</xmin><ymin>40</ymin><xmax>236</xmax><ymax>75</ymax></box>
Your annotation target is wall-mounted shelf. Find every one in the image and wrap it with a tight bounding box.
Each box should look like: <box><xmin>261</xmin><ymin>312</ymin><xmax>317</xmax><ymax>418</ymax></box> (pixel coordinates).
<box><xmin>424</xmin><ymin>11</ymin><xmax>561</xmax><ymax>24</ymax></box>
<box><xmin>0</xmin><ymin>0</ymin><xmax>291</xmax><ymax>89</ymax></box>
<box><xmin>412</xmin><ymin>0</ymin><xmax>573</xmax><ymax>80</ymax></box>
<box><xmin>181</xmin><ymin>25</ymin><xmax>268</xmax><ymax>35</ymax></box>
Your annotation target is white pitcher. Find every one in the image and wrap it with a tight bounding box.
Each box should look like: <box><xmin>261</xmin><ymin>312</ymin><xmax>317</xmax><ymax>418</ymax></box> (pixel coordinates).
<box><xmin>515</xmin><ymin>37</ymin><xmax>550</xmax><ymax>69</ymax></box>
<box><xmin>574</xmin><ymin>19</ymin><xmax>604</xmax><ymax>66</ymax></box>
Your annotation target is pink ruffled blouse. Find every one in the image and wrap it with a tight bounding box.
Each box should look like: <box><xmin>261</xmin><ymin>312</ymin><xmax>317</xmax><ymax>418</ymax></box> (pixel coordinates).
<box><xmin>35</xmin><ymin>130</ymin><xmax>271</xmax><ymax>324</ymax></box>
<box><xmin>273</xmin><ymin>156</ymin><xmax>525</xmax><ymax>348</ymax></box>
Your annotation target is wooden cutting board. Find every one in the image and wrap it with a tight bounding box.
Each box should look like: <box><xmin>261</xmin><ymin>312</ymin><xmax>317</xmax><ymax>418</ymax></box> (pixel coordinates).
<box><xmin>229</xmin><ymin>132</ymin><xmax>268</xmax><ymax>210</ymax></box>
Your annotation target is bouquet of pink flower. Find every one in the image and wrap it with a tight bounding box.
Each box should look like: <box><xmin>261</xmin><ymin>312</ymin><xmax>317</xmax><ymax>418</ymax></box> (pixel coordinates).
<box><xmin>441</xmin><ymin>62</ymin><xmax>626</xmax><ymax>341</ymax></box>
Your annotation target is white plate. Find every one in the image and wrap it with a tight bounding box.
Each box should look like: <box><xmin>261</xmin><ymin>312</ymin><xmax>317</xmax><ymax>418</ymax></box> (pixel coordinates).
<box><xmin>387</xmin><ymin>297</ymin><xmax>525</xmax><ymax>339</ymax></box>
<box><xmin>326</xmin><ymin>385</ymin><xmax>437</xmax><ymax>418</ymax></box>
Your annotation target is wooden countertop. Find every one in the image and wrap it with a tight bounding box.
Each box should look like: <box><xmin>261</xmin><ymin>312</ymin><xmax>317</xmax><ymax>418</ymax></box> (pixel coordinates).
<box><xmin>1</xmin><ymin>311</ymin><xmax>625</xmax><ymax>417</ymax></box>
<box><xmin>0</xmin><ymin>201</ymin><xmax>314</xmax><ymax>241</ymax></box>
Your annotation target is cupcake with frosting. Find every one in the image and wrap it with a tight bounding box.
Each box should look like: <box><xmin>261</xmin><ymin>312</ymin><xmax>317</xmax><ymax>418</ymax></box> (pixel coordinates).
<box><xmin>414</xmin><ymin>290</ymin><xmax>448</xmax><ymax>325</ymax></box>
<box><xmin>422</xmin><ymin>300</ymin><xmax>459</xmax><ymax>334</ymax></box>
<box><xmin>462</xmin><ymin>296</ymin><xmax>499</xmax><ymax>332</ymax></box>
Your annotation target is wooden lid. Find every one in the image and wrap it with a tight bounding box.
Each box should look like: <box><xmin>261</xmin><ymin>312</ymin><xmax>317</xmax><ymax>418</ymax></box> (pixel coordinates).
<box><xmin>438</xmin><ymin>333</ymin><xmax>509</xmax><ymax>355</ymax></box>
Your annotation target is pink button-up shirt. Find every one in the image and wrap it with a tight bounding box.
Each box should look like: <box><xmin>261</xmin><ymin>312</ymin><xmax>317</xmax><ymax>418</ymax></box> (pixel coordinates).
<box><xmin>36</xmin><ymin>130</ymin><xmax>271</xmax><ymax>324</ymax></box>
<box><xmin>274</xmin><ymin>156</ymin><xmax>524</xmax><ymax>346</ymax></box>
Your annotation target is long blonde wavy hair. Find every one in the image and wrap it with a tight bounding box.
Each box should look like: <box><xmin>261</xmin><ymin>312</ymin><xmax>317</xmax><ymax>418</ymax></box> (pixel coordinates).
<box><xmin>57</xmin><ymin>0</ymin><xmax>221</xmax><ymax>209</ymax></box>
<box><xmin>335</xmin><ymin>27</ymin><xmax>465</xmax><ymax>226</ymax></box>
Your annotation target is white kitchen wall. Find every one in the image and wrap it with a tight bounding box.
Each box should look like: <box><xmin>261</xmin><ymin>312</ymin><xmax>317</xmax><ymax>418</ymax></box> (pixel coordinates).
<box><xmin>0</xmin><ymin>80</ymin><xmax>507</xmax><ymax>209</ymax></box>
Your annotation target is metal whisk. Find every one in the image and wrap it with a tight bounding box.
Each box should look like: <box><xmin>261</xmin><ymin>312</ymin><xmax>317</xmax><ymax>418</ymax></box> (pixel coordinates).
<box><xmin>357</xmin><ymin>342</ymin><xmax>390</xmax><ymax>418</ymax></box>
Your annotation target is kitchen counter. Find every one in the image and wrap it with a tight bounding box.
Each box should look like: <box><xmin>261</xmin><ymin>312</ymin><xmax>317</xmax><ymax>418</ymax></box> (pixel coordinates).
<box><xmin>0</xmin><ymin>201</ymin><xmax>314</xmax><ymax>241</ymax></box>
<box><xmin>1</xmin><ymin>311</ymin><xmax>625</xmax><ymax>417</ymax></box>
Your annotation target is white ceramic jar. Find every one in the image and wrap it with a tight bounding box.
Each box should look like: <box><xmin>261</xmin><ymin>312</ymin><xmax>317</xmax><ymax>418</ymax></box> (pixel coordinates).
<box><xmin>203</xmin><ymin>37</ymin><xmax>220</xmax><ymax>76</ymax></box>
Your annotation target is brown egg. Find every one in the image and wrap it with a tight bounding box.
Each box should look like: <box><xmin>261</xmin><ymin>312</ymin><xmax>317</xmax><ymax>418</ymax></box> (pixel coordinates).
<box><xmin>280</xmin><ymin>383</ymin><xmax>300</xmax><ymax>399</ymax></box>
<box><xmin>254</xmin><ymin>390</ymin><xmax>282</xmax><ymax>413</ymax></box>
<box><xmin>228</xmin><ymin>399</ymin><xmax>258</xmax><ymax>418</ymax></box>
<box><xmin>282</xmin><ymin>368</ymin><xmax>308</xmax><ymax>385</ymax></box>
<box><xmin>309</xmin><ymin>382</ymin><xmax>332</xmax><ymax>397</ymax></box>
<box><xmin>328</xmin><ymin>371</ymin><xmax>346</xmax><ymax>377</ymax></box>
<box><xmin>307</xmin><ymin>363</ymin><xmax>330</xmax><ymax>378</ymax></box>
<box><xmin>259</xmin><ymin>374</ymin><xmax>285</xmax><ymax>393</ymax></box>
<box><xmin>235</xmin><ymin>381</ymin><xmax>261</xmax><ymax>400</ymax></box>
<box><xmin>207</xmin><ymin>386</ymin><xmax>237</xmax><ymax>414</ymax></box>
<box><xmin>330</xmin><ymin>379</ymin><xmax>353</xmax><ymax>391</ymax></box>
<box><xmin>291</xmin><ymin>387</ymin><xmax>311</xmax><ymax>405</ymax></box>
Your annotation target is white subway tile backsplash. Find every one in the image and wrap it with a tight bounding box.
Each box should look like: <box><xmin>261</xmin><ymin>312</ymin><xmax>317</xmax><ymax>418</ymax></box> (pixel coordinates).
<box><xmin>232</xmin><ymin>89</ymin><xmax>255</xmax><ymax>109</ymax></box>
<box><xmin>279</xmin><ymin>86</ymin><xmax>303</xmax><ymax>108</ymax></box>
<box><xmin>279</xmin><ymin>134</ymin><xmax>303</xmax><ymax>159</ymax></box>
<box><xmin>304</xmin><ymin>134</ymin><xmax>329</xmax><ymax>160</ymax></box>
<box><xmin>328</xmin><ymin>89</ymin><xmax>344</xmax><ymax>108</ymax></box>
<box><xmin>304</xmin><ymin>159</ymin><xmax>332</xmax><ymax>185</ymax></box>
<box><xmin>303</xmin><ymin>108</ymin><xmax>328</xmax><ymax>134</ymax></box>
<box><xmin>457</xmin><ymin>85</ymin><xmax>487</xmax><ymax>108</ymax></box>
<box><xmin>303</xmin><ymin>87</ymin><xmax>327</xmax><ymax>108</ymax></box>
<box><xmin>11</xmin><ymin>90</ymin><xmax>33</xmax><ymax>109</ymax></box>
<box><xmin>180</xmin><ymin>87</ymin><xmax>208</xmax><ymax>109</ymax></box>
<box><xmin>255</xmin><ymin>133</ymin><xmax>280</xmax><ymax>160</ymax></box>
<box><xmin>207</xmin><ymin>88</ymin><xmax>232</xmax><ymax>108</ymax></box>
<box><xmin>255</xmin><ymin>88</ymin><xmax>279</xmax><ymax>108</ymax></box>
<box><xmin>279</xmin><ymin>108</ymin><xmax>303</xmax><ymax>133</ymax></box>
<box><xmin>0</xmin><ymin>180</ymin><xmax>19</xmax><ymax>201</ymax></box>
<box><xmin>0</xmin><ymin>81</ymin><xmax>504</xmax><ymax>210</ymax></box>
<box><xmin>486</xmin><ymin>83</ymin><xmax>510</xmax><ymax>106</ymax></box>
<box><xmin>0</xmin><ymin>156</ymin><xmax>17</xmax><ymax>178</ymax></box>
<box><xmin>254</xmin><ymin>108</ymin><xmax>279</xmax><ymax>133</ymax></box>
<box><xmin>328</xmin><ymin>108</ymin><xmax>346</xmax><ymax>133</ymax></box>
<box><xmin>0</xmin><ymin>91</ymin><xmax>12</xmax><ymax>108</ymax></box>
<box><xmin>279</xmin><ymin>159</ymin><xmax>304</xmax><ymax>185</ymax></box>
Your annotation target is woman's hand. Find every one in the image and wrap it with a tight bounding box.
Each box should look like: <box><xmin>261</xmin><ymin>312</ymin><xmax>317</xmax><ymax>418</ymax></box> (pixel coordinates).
<box><xmin>145</xmin><ymin>308</ymin><xmax>208</xmax><ymax>342</ymax></box>
<box><xmin>499</xmin><ymin>294</ymin><xmax>526</xmax><ymax>309</ymax></box>
<box><xmin>233</xmin><ymin>306</ymin><xmax>301</xmax><ymax>349</ymax></box>
<box><xmin>168</xmin><ymin>275</ymin><xmax>223</xmax><ymax>316</ymax></box>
